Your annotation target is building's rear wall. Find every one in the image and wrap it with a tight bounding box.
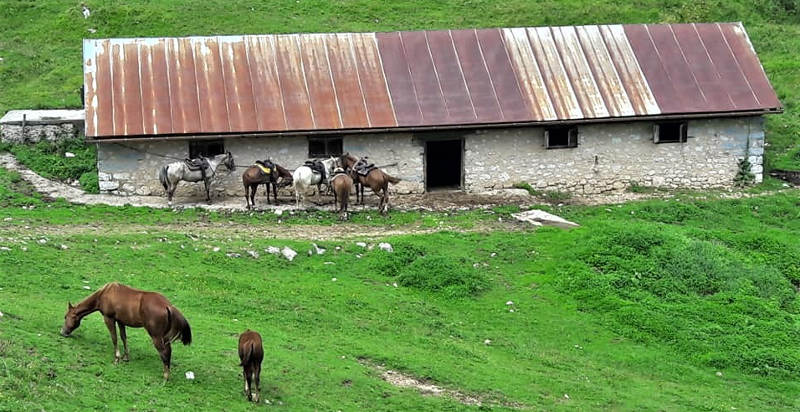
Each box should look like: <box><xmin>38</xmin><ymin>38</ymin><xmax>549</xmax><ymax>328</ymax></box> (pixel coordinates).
<box><xmin>96</xmin><ymin>116</ymin><xmax>764</xmax><ymax>198</ymax></box>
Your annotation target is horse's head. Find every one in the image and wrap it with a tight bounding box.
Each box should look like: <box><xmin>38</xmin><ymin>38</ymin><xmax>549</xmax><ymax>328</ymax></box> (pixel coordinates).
<box><xmin>224</xmin><ymin>151</ymin><xmax>235</xmax><ymax>171</ymax></box>
<box><xmin>60</xmin><ymin>302</ymin><xmax>81</xmax><ymax>337</ymax></box>
<box><xmin>340</xmin><ymin>152</ymin><xmax>355</xmax><ymax>168</ymax></box>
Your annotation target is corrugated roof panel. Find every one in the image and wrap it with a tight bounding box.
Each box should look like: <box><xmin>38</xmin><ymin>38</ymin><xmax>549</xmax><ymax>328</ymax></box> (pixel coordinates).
<box><xmin>574</xmin><ymin>26</ymin><xmax>635</xmax><ymax>117</ymax></box>
<box><xmin>427</xmin><ymin>30</ymin><xmax>477</xmax><ymax>123</ymax></box>
<box><xmin>274</xmin><ymin>35</ymin><xmax>314</xmax><ymax>130</ymax></box>
<box><xmin>450</xmin><ymin>29</ymin><xmax>503</xmax><ymax>122</ymax></box>
<box><xmin>693</xmin><ymin>24</ymin><xmax>760</xmax><ymax>110</ymax></box>
<box><xmin>326</xmin><ymin>34</ymin><xmax>370</xmax><ymax>128</ymax></box>
<box><xmin>351</xmin><ymin>33</ymin><xmax>396</xmax><ymax>127</ymax></box>
<box><xmin>84</xmin><ymin>23</ymin><xmax>780</xmax><ymax>138</ymax></box>
<box><xmin>502</xmin><ymin>27</ymin><xmax>554</xmax><ymax>121</ymax></box>
<box><xmin>552</xmin><ymin>26</ymin><xmax>609</xmax><ymax>119</ymax></box>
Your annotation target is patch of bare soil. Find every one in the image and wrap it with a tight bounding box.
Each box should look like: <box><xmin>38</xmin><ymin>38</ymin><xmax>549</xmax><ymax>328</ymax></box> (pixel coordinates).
<box><xmin>359</xmin><ymin>358</ymin><xmax>525</xmax><ymax>409</ymax></box>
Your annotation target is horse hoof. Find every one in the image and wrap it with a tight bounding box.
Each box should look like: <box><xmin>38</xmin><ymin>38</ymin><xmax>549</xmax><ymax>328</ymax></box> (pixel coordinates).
<box><xmin>122</xmin><ymin>355</ymin><xmax>129</xmax><ymax>362</ymax></box>
<box><xmin>113</xmin><ymin>357</ymin><xmax>120</xmax><ymax>365</ymax></box>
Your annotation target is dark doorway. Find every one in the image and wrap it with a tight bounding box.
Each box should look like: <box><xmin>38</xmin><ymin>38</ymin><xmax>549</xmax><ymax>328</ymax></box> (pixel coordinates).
<box><xmin>425</xmin><ymin>139</ymin><xmax>463</xmax><ymax>190</ymax></box>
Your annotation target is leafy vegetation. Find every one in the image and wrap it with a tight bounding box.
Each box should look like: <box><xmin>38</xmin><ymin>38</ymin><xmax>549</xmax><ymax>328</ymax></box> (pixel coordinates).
<box><xmin>2</xmin><ymin>137</ymin><xmax>98</xmax><ymax>193</ymax></box>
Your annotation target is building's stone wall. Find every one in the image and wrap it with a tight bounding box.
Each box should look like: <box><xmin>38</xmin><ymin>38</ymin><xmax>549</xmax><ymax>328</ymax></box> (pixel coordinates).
<box><xmin>97</xmin><ymin>116</ymin><xmax>765</xmax><ymax>196</ymax></box>
<box><xmin>1</xmin><ymin>123</ymin><xmax>81</xmax><ymax>144</ymax></box>
<box><xmin>464</xmin><ymin>116</ymin><xmax>764</xmax><ymax>193</ymax></box>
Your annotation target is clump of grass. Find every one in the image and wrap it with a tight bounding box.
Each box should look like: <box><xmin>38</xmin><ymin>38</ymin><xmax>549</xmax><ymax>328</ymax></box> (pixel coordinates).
<box><xmin>627</xmin><ymin>182</ymin><xmax>657</xmax><ymax>193</ymax></box>
<box><xmin>0</xmin><ymin>168</ymin><xmax>42</xmax><ymax>207</ymax></box>
<box><xmin>397</xmin><ymin>255</ymin><xmax>489</xmax><ymax>299</ymax></box>
<box><xmin>541</xmin><ymin>190</ymin><xmax>572</xmax><ymax>204</ymax></box>
<box><xmin>7</xmin><ymin>136</ymin><xmax>98</xmax><ymax>194</ymax></box>
<box><xmin>513</xmin><ymin>182</ymin><xmax>539</xmax><ymax>196</ymax></box>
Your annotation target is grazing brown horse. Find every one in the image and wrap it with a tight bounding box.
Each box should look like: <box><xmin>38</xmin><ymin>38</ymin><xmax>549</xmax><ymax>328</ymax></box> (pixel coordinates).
<box><xmin>238</xmin><ymin>330</ymin><xmax>264</xmax><ymax>402</ymax></box>
<box><xmin>242</xmin><ymin>161</ymin><xmax>293</xmax><ymax>208</ymax></box>
<box><xmin>61</xmin><ymin>282</ymin><xmax>192</xmax><ymax>380</ymax></box>
<box><xmin>330</xmin><ymin>168</ymin><xmax>353</xmax><ymax>220</ymax></box>
<box><xmin>340</xmin><ymin>153</ymin><xmax>400</xmax><ymax>214</ymax></box>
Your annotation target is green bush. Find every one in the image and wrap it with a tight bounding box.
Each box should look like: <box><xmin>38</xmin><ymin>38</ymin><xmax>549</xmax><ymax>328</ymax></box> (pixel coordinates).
<box><xmin>9</xmin><ymin>137</ymin><xmax>97</xmax><ymax>184</ymax></box>
<box><xmin>78</xmin><ymin>171</ymin><xmax>99</xmax><ymax>194</ymax></box>
<box><xmin>371</xmin><ymin>242</ymin><xmax>429</xmax><ymax>277</ymax></box>
<box><xmin>397</xmin><ymin>255</ymin><xmax>489</xmax><ymax>299</ymax></box>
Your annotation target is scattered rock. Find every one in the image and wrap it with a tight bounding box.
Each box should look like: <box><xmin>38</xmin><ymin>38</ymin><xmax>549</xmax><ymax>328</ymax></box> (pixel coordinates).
<box><xmin>64</xmin><ymin>152</ymin><xmax>76</xmax><ymax>158</ymax></box>
<box><xmin>356</xmin><ymin>242</ymin><xmax>367</xmax><ymax>248</ymax></box>
<box><xmin>226</xmin><ymin>252</ymin><xmax>242</xmax><ymax>258</ymax></box>
<box><xmin>0</xmin><ymin>246</ymin><xmax>10</xmax><ymax>251</ymax></box>
<box><xmin>185</xmin><ymin>371</ymin><xmax>195</xmax><ymax>380</ymax></box>
<box><xmin>3</xmin><ymin>217</ymin><xmax>11</xmax><ymax>222</ymax></box>
<box><xmin>324</xmin><ymin>261</ymin><xmax>334</xmax><ymax>265</ymax></box>
<box><xmin>247</xmin><ymin>250</ymin><xmax>259</xmax><ymax>259</ymax></box>
<box><xmin>716</xmin><ymin>371</ymin><xmax>723</xmax><ymax>377</ymax></box>
<box><xmin>511</xmin><ymin>210</ymin><xmax>579</xmax><ymax>229</ymax></box>
<box><xmin>274</xmin><ymin>209</ymin><xmax>284</xmax><ymax>216</ymax></box>
<box><xmin>82</xmin><ymin>286</ymin><xmax>91</xmax><ymax>290</ymax></box>
<box><xmin>331</xmin><ymin>278</ymin><xmax>337</xmax><ymax>282</ymax></box>
<box><xmin>312</xmin><ymin>243</ymin><xmax>326</xmax><ymax>255</ymax></box>
<box><xmin>356</xmin><ymin>254</ymin><xmax>362</xmax><ymax>259</ymax></box>
<box><xmin>281</xmin><ymin>246</ymin><xmax>297</xmax><ymax>261</ymax></box>
<box><xmin>378</xmin><ymin>242</ymin><xmax>393</xmax><ymax>252</ymax></box>
<box><xmin>60</xmin><ymin>244</ymin><xmax>69</xmax><ymax>250</ymax></box>
<box><xmin>484</xmin><ymin>339</ymin><xmax>491</xmax><ymax>345</ymax></box>
<box><xmin>212</xmin><ymin>247</ymin><xmax>220</xmax><ymax>252</ymax></box>
<box><xmin>38</xmin><ymin>239</ymin><xmax>47</xmax><ymax>244</ymax></box>
<box><xmin>266</xmin><ymin>246</ymin><xmax>281</xmax><ymax>255</ymax></box>
<box><xmin>392</xmin><ymin>282</ymin><xmax>398</xmax><ymax>288</ymax></box>
<box><xmin>87</xmin><ymin>28</ymin><xmax>97</xmax><ymax>33</ymax></box>
<box><xmin>564</xmin><ymin>394</ymin><xmax>570</xmax><ymax>400</ymax></box>
<box><xmin>82</xmin><ymin>5</ymin><xmax>91</xmax><ymax>18</ymax></box>
<box><xmin>490</xmin><ymin>252</ymin><xmax>497</xmax><ymax>257</ymax></box>
<box><xmin>506</xmin><ymin>301</ymin><xmax>514</xmax><ymax>305</ymax></box>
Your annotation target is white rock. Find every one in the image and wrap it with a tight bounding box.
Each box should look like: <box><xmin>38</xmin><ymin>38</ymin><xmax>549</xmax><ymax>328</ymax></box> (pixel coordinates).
<box><xmin>82</xmin><ymin>5</ymin><xmax>91</xmax><ymax>18</ymax></box>
<box><xmin>247</xmin><ymin>250</ymin><xmax>260</xmax><ymax>259</ymax></box>
<box><xmin>233</xmin><ymin>318</ymin><xmax>238</xmax><ymax>322</ymax></box>
<box><xmin>185</xmin><ymin>371</ymin><xmax>195</xmax><ymax>380</ymax></box>
<box><xmin>226</xmin><ymin>252</ymin><xmax>241</xmax><ymax>258</ymax></box>
<box><xmin>313</xmin><ymin>243</ymin><xmax>326</xmax><ymax>255</ymax></box>
<box><xmin>355</xmin><ymin>242</ymin><xmax>367</xmax><ymax>248</ymax></box>
<box><xmin>378</xmin><ymin>242</ymin><xmax>393</xmax><ymax>252</ymax></box>
<box><xmin>331</xmin><ymin>278</ymin><xmax>337</xmax><ymax>282</ymax></box>
<box><xmin>281</xmin><ymin>246</ymin><xmax>297</xmax><ymax>261</ymax></box>
<box><xmin>356</xmin><ymin>254</ymin><xmax>362</xmax><ymax>259</ymax></box>
<box><xmin>274</xmin><ymin>209</ymin><xmax>283</xmax><ymax>216</ymax></box>
<box><xmin>484</xmin><ymin>339</ymin><xmax>491</xmax><ymax>345</ymax></box>
<box><xmin>392</xmin><ymin>282</ymin><xmax>398</xmax><ymax>288</ymax></box>
<box><xmin>564</xmin><ymin>394</ymin><xmax>570</xmax><ymax>399</ymax></box>
<box><xmin>87</xmin><ymin>28</ymin><xmax>97</xmax><ymax>33</ymax></box>
<box><xmin>99</xmin><ymin>181</ymin><xmax>119</xmax><ymax>191</ymax></box>
<box><xmin>0</xmin><ymin>246</ymin><xmax>10</xmax><ymax>251</ymax></box>
<box><xmin>0</xmin><ymin>311</ymin><xmax>3</xmax><ymax>318</ymax></box>
<box><xmin>64</xmin><ymin>152</ymin><xmax>76</xmax><ymax>158</ymax></box>
<box><xmin>266</xmin><ymin>246</ymin><xmax>281</xmax><ymax>255</ymax></box>
<box><xmin>324</xmin><ymin>262</ymin><xmax>334</xmax><ymax>265</ymax></box>
<box><xmin>60</xmin><ymin>244</ymin><xmax>69</xmax><ymax>250</ymax></box>
<box><xmin>82</xmin><ymin>286</ymin><xmax>91</xmax><ymax>290</ymax></box>
<box><xmin>716</xmin><ymin>371</ymin><xmax>723</xmax><ymax>377</ymax></box>
<box><xmin>38</xmin><ymin>239</ymin><xmax>47</xmax><ymax>244</ymax></box>
<box><xmin>212</xmin><ymin>247</ymin><xmax>220</xmax><ymax>252</ymax></box>
<box><xmin>21</xmin><ymin>247</ymin><xmax>27</xmax><ymax>251</ymax></box>
<box><xmin>490</xmin><ymin>252</ymin><xmax>497</xmax><ymax>257</ymax></box>
<box><xmin>511</xmin><ymin>210</ymin><xmax>579</xmax><ymax>229</ymax></box>
<box><xmin>506</xmin><ymin>301</ymin><xmax>514</xmax><ymax>305</ymax></box>
<box><xmin>3</xmin><ymin>217</ymin><xmax>11</xmax><ymax>222</ymax></box>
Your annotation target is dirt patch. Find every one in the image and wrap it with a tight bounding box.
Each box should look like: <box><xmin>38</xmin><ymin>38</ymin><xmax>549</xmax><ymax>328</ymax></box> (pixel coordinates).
<box><xmin>360</xmin><ymin>359</ymin><xmax>525</xmax><ymax>409</ymax></box>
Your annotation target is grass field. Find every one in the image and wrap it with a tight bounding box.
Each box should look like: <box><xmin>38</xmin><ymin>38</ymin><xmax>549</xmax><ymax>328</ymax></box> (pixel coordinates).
<box><xmin>2</xmin><ymin>165</ymin><xmax>800</xmax><ymax>409</ymax></box>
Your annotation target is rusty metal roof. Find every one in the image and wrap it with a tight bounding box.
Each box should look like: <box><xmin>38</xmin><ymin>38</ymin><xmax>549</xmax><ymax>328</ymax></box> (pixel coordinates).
<box><xmin>83</xmin><ymin>22</ymin><xmax>782</xmax><ymax>138</ymax></box>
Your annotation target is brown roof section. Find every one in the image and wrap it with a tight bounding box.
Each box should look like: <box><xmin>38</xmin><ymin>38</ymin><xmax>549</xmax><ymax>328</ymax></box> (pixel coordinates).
<box><xmin>83</xmin><ymin>22</ymin><xmax>781</xmax><ymax>138</ymax></box>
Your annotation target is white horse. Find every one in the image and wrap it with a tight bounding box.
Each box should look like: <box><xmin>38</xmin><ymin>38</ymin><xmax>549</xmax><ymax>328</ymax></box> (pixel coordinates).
<box><xmin>292</xmin><ymin>157</ymin><xmax>337</xmax><ymax>208</ymax></box>
<box><xmin>158</xmin><ymin>152</ymin><xmax>235</xmax><ymax>206</ymax></box>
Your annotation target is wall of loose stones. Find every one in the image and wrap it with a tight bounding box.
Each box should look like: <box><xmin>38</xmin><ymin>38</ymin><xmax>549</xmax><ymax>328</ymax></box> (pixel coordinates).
<box><xmin>463</xmin><ymin>116</ymin><xmax>764</xmax><ymax>194</ymax></box>
<box><xmin>96</xmin><ymin>116</ymin><xmax>763</xmax><ymax>197</ymax></box>
<box><xmin>0</xmin><ymin>123</ymin><xmax>81</xmax><ymax>144</ymax></box>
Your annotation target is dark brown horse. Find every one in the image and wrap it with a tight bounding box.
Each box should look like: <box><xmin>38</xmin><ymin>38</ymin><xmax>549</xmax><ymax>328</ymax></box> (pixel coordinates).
<box><xmin>61</xmin><ymin>282</ymin><xmax>192</xmax><ymax>380</ymax></box>
<box><xmin>340</xmin><ymin>153</ymin><xmax>400</xmax><ymax>214</ymax></box>
<box><xmin>243</xmin><ymin>162</ymin><xmax>293</xmax><ymax>208</ymax></box>
<box><xmin>330</xmin><ymin>168</ymin><xmax>353</xmax><ymax>220</ymax></box>
<box><xmin>238</xmin><ymin>329</ymin><xmax>264</xmax><ymax>402</ymax></box>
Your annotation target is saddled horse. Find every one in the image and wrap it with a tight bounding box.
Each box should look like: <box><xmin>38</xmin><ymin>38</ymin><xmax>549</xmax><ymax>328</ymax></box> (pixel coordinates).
<box><xmin>238</xmin><ymin>329</ymin><xmax>264</xmax><ymax>402</ymax></box>
<box><xmin>158</xmin><ymin>151</ymin><xmax>235</xmax><ymax>206</ymax></box>
<box><xmin>242</xmin><ymin>160</ymin><xmax>293</xmax><ymax>208</ymax></box>
<box><xmin>292</xmin><ymin>157</ymin><xmax>337</xmax><ymax>208</ymax></box>
<box><xmin>330</xmin><ymin>167</ymin><xmax>353</xmax><ymax>221</ymax></box>
<box><xmin>61</xmin><ymin>282</ymin><xmax>192</xmax><ymax>380</ymax></box>
<box><xmin>340</xmin><ymin>153</ymin><xmax>400</xmax><ymax>214</ymax></box>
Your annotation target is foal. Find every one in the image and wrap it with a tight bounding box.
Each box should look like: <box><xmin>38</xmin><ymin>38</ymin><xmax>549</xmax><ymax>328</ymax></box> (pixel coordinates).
<box><xmin>238</xmin><ymin>330</ymin><xmax>264</xmax><ymax>402</ymax></box>
<box><xmin>61</xmin><ymin>282</ymin><xmax>192</xmax><ymax>380</ymax></box>
<box><xmin>330</xmin><ymin>168</ymin><xmax>353</xmax><ymax>221</ymax></box>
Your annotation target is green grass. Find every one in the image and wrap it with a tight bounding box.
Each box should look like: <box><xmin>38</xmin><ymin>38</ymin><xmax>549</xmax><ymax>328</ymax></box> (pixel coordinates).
<box><xmin>1</xmin><ymin>166</ymin><xmax>800</xmax><ymax>409</ymax></box>
<box><xmin>0</xmin><ymin>0</ymin><xmax>798</xmax><ymax>170</ymax></box>
<box><xmin>1</xmin><ymin>137</ymin><xmax>99</xmax><ymax>193</ymax></box>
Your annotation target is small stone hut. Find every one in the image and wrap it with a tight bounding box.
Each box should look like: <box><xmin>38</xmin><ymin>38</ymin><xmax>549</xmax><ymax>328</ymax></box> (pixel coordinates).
<box><xmin>82</xmin><ymin>23</ymin><xmax>781</xmax><ymax>197</ymax></box>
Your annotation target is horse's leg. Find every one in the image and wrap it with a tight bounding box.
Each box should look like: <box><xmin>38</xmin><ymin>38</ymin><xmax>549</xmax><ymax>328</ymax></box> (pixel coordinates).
<box><xmin>103</xmin><ymin>316</ymin><xmax>120</xmax><ymax>364</ymax></box>
<box><xmin>253</xmin><ymin>363</ymin><xmax>261</xmax><ymax>402</ymax></box>
<box><xmin>151</xmin><ymin>337</ymin><xmax>172</xmax><ymax>380</ymax></box>
<box><xmin>243</xmin><ymin>366</ymin><xmax>251</xmax><ymax>400</ymax></box>
<box><xmin>118</xmin><ymin>322</ymin><xmax>129</xmax><ymax>362</ymax></box>
<box><xmin>204</xmin><ymin>178</ymin><xmax>211</xmax><ymax>204</ymax></box>
<box><xmin>272</xmin><ymin>182</ymin><xmax>278</xmax><ymax>205</ymax></box>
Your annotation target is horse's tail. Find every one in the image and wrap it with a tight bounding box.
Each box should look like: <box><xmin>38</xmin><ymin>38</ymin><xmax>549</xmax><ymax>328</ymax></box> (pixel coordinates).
<box><xmin>384</xmin><ymin>172</ymin><xmax>401</xmax><ymax>185</ymax></box>
<box><xmin>239</xmin><ymin>342</ymin><xmax>254</xmax><ymax>367</ymax></box>
<box><xmin>159</xmin><ymin>165</ymin><xmax>169</xmax><ymax>191</ymax></box>
<box><xmin>166</xmin><ymin>306</ymin><xmax>192</xmax><ymax>346</ymax></box>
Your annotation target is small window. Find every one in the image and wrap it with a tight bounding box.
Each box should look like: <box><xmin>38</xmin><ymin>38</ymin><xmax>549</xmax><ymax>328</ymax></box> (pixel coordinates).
<box><xmin>654</xmin><ymin>122</ymin><xmax>687</xmax><ymax>143</ymax></box>
<box><xmin>545</xmin><ymin>127</ymin><xmax>578</xmax><ymax>149</ymax></box>
<box><xmin>308</xmin><ymin>137</ymin><xmax>343</xmax><ymax>158</ymax></box>
<box><xmin>189</xmin><ymin>140</ymin><xmax>225</xmax><ymax>158</ymax></box>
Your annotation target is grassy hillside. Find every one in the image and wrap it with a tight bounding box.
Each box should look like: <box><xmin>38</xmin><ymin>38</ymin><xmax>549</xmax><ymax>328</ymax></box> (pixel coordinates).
<box><xmin>1</xmin><ymin>181</ymin><xmax>799</xmax><ymax>410</ymax></box>
<box><xmin>0</xmin><ymin>0</ymin><xmax>798</xmax><ymax>169</ymax></box>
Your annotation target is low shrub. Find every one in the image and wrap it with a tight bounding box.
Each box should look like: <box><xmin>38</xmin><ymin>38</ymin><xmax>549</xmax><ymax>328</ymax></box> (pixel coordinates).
<box><xmin>397</xmin><ymin>255</ymin><xmax>489</xmax><ymax>299</ymax></box>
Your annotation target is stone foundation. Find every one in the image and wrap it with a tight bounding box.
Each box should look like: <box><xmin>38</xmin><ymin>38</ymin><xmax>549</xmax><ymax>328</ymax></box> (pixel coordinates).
<box><xmin>0</xmin><ymin>110</ymin><xmax>85</xmax><ymax>144</ymax></box>
<box><xmin>96</xmin><ymin>116</ymin><xmax>765</xmax><ymax>196</ymax></box>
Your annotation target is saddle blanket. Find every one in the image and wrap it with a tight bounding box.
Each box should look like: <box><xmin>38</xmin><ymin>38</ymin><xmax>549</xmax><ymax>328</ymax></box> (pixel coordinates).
<box><xmin>256</xmin><ymin>164</ymin><xmax>271</xmax><ymax>174</ymax></box>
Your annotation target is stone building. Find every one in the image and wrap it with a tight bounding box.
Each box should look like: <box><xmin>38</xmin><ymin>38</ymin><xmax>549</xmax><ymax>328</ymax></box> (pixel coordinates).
<box><xmin>1</xmin><ymin>110</ymin><xmax>84</xmax><ymax>144</ymax></box>
<box><xmin>83</xmin><ymin>23</ymin><xmax>781</xmax><ymax>197</ymax></box>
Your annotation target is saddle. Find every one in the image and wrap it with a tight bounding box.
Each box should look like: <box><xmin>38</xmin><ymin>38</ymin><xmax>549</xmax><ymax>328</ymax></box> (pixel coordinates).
<box><xmin>353</xmin><ymin>157</ymin><xmax>375</xmax><ymax>176</ymax></box>
<box><xmin>184</xmin><ymin>157</ymin><xmax>210</xmax><ymax>171</ymax></box>
<box><xmin>304</xmin><ymin>160</ymin><xmax>327</xmax><ymax>181</ymax></box>
<box><xmin>254</xmin><ymin>159</ymin><xmax>274</xmax><ymax>175</ymax></box>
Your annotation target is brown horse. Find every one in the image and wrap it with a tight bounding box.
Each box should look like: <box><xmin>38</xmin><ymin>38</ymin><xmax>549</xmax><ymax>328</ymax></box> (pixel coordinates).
<box><xmin>242</xmin><ymin>162</ymin><xmax>293</xmax><ymax>208</ymax></box>
<box><xmin>238</xmin><ymin>329</ymin><xmax>264</xmax><ymax>402</ymax></box>
<box><xmin>330</xmin><ymin>168</ymin><xmax>353</xmax><ymax>220</ymax></box>
<box><xmin>340</xmin><ymin>153</ymin><xmax>400</xmax><ymax>214</ymax></box>
<box><xmin>61</xmin><ymin>282</ymin><xmax>192</xmax><ymax>380</ymax></box>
